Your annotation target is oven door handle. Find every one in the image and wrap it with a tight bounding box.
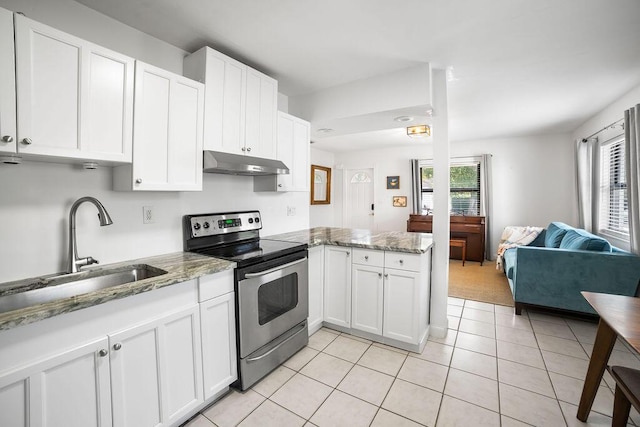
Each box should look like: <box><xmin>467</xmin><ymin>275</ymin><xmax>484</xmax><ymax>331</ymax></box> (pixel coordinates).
<box><xmin>244</xmin><ymin>257</ymin><xmax>307</xmax><ymax>278</ymax></box>
<box><xmin>245</xmin><ymin>321</ymin><xmax>307</xmax><ymax>363</ymax></box>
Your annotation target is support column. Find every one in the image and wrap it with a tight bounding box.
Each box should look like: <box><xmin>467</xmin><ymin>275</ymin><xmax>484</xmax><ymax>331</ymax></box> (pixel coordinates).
<box><xmin>429</xmin><ymin>68</ymin><xmax>450</xmax><ymax>338</ymax></box>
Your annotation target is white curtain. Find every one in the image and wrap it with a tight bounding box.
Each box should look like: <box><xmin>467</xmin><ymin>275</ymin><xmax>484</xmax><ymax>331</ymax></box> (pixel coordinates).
<box><xmin>410</xmin><ymin>159</ymin><xmax>421</xmax><ymax>213</ymax></box>
<box><xmin>624</xmin><ymin>104</ymin><xmax>640</xmax><ymax>254</ymax></box>
<box><xmin>575</xmin><ymin>137</ymin><xmax>599</xmax><ymax>233</ymax></box>
<box><xmin>480</xmin><ymin>154</ymin><xmax>493</xmax><ymax>259</ymax></box>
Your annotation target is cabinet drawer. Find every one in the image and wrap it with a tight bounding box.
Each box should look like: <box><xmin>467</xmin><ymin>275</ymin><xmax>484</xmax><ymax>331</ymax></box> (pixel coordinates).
<box><xmin>384</xmin><ymin>252</ymin><xmax>423</xmax><ymax>272</ymax></box>
<box><xmin>352</xmin><ymin>248</ymin><xmax>384</xmax><ymax>267</ymax></box>
<box><xmin>198</xmin><ymin>269</ymin><xmax>234</xmax><ymax>302</ymax></box>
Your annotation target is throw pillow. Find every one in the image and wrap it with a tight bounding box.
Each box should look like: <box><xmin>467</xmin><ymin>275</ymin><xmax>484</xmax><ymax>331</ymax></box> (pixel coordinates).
<box><xmin>559</xmin><ymin>229</ymin><xmax>612</xmax><ymax>252</ymax></box>
<box><xmin>545</xmin><ymin>222</ymin><xmax>572</xmax><ymax>248</ymax></box>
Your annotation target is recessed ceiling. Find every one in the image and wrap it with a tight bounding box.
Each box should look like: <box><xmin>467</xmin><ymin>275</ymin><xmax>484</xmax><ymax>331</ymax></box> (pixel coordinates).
<box><xmin>74</xmin><ymin>0</ymin><xmax>640</xmax><ymax>151</ymax></box>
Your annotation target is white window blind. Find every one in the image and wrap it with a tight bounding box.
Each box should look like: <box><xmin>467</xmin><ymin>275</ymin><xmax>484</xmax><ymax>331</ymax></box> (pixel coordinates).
<box><xmin>598</xmin><ymin>137</ymin><xmax>629</xmax><ymax>237</ymax></box>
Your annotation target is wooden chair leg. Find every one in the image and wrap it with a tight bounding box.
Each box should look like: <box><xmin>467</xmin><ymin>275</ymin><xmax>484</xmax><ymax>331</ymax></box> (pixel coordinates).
<box><xmin>612</xmin><ymin>384</ymin><xmax>632</xmax><ymax>427</ymax></box>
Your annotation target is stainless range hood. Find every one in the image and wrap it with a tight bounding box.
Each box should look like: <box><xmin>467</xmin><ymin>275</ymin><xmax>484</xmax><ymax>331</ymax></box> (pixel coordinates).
<box><xmin>203</xmin><ymin>151</ymin><xmax>290</xmax><ymax>176</ymax></box>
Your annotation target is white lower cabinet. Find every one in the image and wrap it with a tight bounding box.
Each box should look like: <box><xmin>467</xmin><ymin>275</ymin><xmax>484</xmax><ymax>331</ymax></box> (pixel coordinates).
<box><xmin>200</xmin><ymin>292</ymin><xmax>237</xmax><ymax>399</ymax></box>
<box><xmin>0</xmin><ymin>337</ymin><xmax>112</xmax><ymax>427</ymax></box>
<box><xmin>307</xmin><ymin>245</ymin><xmax>324</xmax><ymax>335</ymax></box>
<box><xmin>383</xmin><ymin>268</ymin><xmax>422</xmax><ymax>343</ymax></box>
<box><xmin>323</xmin><ymin>246</ymin><xmax>352</xmax><ymax>328</ymax></box>
<box><xmin>319</xmin><ymin>246</ymin><xmax>431</xmax><ymax>351</ymax></box>
<box><xmin>351</xmin><ymin>263</ymin><xmax>384</xmax><ymax>335</ymax></box>
<box><xmin>110</xmin><ymin>304</ymin><xmax>203</xmax><ymax>427</ymax></box>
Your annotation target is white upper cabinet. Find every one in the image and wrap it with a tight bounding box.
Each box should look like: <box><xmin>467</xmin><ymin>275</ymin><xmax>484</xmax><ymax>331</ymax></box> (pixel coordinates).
<box><xmin>276</xmin><ymin>112</ymin><xmax>310</xmax><ymax>191</ymax></box>
<box><xmin>0</xmin><ymin>7</ymin><xmax>16</xmax><ymax>156</ymax></box>
<box><xmin>13</xmin><ymin>13</ymin><xmax>134</xmax><ymax>163</ymax></box>
<box><xmin>184</xmin><ymin>47</ymin><xmax>278</xmax><ymax>159</ymax></box>
<box><xmin>113</xmin><ymin>61</ymin><xmax>204</xmax><ymax>191</ymax></box>
<box><xmin>253</xmin><ymin>112</ymin><xmax>310</xmax><ymax>192</ymax></box>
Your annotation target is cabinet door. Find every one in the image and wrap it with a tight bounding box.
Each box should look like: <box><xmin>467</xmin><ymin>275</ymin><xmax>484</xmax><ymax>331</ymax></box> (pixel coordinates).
<box><xmin>323</xmin><ymin>246</ymin><xmax>352</xmax><ymax>328</ymax></box>
<box><xmin>110</xmin><ymin>305</ymin><xmax>203</xmax><ymax>427</ymax></box>
<box><xmin>245</xmin><ymin>69</ymin><xmax>277</xmax><ymax>159</ymax></box>
<box><xmin>220</xmin><ymin>54</ymin><xmax>246</xmax><ymax>155</ymax></box>
<box><xmin>167</xmin><ymin>77</ymin><xmax>204</xmax><ymax>190</ymax></box>
<box><xmin>0</xmin><ymin>337</ymin><xmax>112</xmax><ymax>427</ymax></box>
<box><xmin>0</xmin><ymin>7</ymin><xmax>16</xmax><ymax>154</ymax></box>
<box><xmin>352</xmin><ymin>264</ymin><xmax>384</xmax><ymax>335</ymax></box>
<box><xmin>127</xmin><ymin>61</ymin><xmax>203</xmax><ymax>191</ymax></box>
<box><xmin>200</xmin><ymin>292</ymin><xmax>237</xmax><ymax>400</ymax></box>
<box><xmin>308</xmin><ymin>245</ymin><xmax>325</xmax><ymax>334</ymax></box>
<box><xmin>276</xmin><ymin>112</ymin><xmax>310</xmax><ymax>192</ymax></box>
<box><xmin>383</xmin><ymin>268</ymin><xmax>421</xmax><ymax>344</ymax></box>
<box><xmin>14</xmin><ymin>13</ymin><xmax>133</xmax><ymax>162</ymax></box>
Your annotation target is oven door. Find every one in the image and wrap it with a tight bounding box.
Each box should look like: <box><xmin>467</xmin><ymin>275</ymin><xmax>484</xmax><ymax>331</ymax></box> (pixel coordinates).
<box><xmin>237</xmin><ymin>253</ymin><xmax>308</xmax><ymax>358</ymax></box>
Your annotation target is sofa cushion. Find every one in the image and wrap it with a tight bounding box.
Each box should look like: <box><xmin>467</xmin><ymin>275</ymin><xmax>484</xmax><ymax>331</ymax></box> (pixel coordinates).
<box><xmin>545</xmin><ymin>222</ymin><xmax>573</xmax><ymax>248</ymax></box>
<box><xmin>503</xmin><ymin>248</ymin><xmax>517</xmax><ymax>279</ymax></box>
<box><xmin>559</xmin><ymin>229</ymin><xmax>612</xmax><ymax>252</ymax></box>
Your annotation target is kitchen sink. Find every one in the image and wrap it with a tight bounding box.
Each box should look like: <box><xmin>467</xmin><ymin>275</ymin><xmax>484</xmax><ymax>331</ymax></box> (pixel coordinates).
<box><xmin>0</xmin><ymin>264</ymin><xmax>168</xmax><ymax>314</ymax></box>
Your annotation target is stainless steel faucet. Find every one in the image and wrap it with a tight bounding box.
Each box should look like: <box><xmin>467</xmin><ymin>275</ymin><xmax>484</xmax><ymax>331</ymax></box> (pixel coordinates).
<box><xmin>68</xmin><ymin>197</ymin><xmax>113</xmax><ymax>273</ymax></box>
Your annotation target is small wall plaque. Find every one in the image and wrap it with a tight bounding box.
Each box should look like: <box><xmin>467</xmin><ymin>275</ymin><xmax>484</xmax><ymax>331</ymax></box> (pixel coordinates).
<box><xmin>392</xmin><ymin>196</ymin><xmax>407</xmax><ymax>207</ymax></box>
<box><xmin>387</xmin><ymin>176</ymin><xmax>399</xmax><ymax>189</ymax></box>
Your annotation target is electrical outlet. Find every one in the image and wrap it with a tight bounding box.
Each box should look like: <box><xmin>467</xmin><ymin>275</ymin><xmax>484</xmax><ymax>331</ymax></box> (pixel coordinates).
<box><xmin>287</xmin><ymin>206</ymin><xmax>296</xmax><ymax>216</ymax></box>
<box><xmin>143</xmin><ymin>206</ymin><xmax>154</xmax><ymax>224</ymax></box>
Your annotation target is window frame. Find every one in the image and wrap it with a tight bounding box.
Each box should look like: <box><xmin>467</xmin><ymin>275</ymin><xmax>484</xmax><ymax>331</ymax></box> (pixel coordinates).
<box><xmin>418</xmin><ymin>157</ymin><xmax>482</xmax><ymax>216</ymax></box>
<box><xmin>597</xmin><ymin>135</ymin><xmax>629</xmax><ymax>242</ymax></box>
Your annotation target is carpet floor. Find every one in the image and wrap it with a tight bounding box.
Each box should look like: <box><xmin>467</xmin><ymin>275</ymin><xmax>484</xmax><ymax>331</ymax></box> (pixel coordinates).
<box><xmin>448</xmin><ymin>259</ymin><xmax>514</xmax><ymax>307</ymax></box>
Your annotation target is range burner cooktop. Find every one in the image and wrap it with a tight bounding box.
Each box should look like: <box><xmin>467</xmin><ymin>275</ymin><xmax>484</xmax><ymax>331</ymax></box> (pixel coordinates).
<box><xmin>183</xmin><ymin>211</ymin><xmax>307</xmax><ymax>268</ymax></box>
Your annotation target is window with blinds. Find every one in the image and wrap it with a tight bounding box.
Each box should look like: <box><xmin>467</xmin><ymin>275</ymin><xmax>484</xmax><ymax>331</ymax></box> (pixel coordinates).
<box><xmin>598</xmin><ymin>137</ymin><xmax>629</xmax><ymax>237</ymax></box>
<box><xmin>420</xmin><ymin>161</ymin><xmax>481</xmax><ymax>215</ymax></box>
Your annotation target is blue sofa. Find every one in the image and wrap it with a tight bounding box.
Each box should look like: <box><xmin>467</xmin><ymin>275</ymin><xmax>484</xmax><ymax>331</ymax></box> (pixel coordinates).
<box><xmin>503</xmin><ymin>222</ymin><xmax>640</xmax><ymax>315</ymax></box>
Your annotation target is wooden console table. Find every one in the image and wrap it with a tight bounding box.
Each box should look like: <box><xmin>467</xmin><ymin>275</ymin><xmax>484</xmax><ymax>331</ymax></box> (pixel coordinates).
<box><xmin>407</xmin><ymin>215</ymin><xmax>485</xmax><ymax>264</ymax></box>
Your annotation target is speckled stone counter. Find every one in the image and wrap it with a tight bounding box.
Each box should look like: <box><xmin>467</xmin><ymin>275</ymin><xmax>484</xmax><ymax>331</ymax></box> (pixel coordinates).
<box><xmin>0</xmin><ymin>252</ymin><xmax>235</xmax><ymax>331</ymax></box>
<box><xmin>266</xmin><ymin>227</ymin><xmax>433</xmax><ymax>253</ymax></box>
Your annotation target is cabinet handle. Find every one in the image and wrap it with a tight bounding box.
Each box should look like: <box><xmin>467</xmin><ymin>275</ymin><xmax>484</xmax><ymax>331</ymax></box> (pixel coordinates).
<box><xmin>135</xmin><ymin>178</ymin><xmax>142</xmax><ymax>184</ymax></box>
<box><xmin>346</xmin><ymin>251</ymin><xmax>350</xmax><ymax>257</ymax></box>
<box><xmin>113</xmin><ymin>343</ymin><xmax>122</xmax><ymax>351</ymax></box>
<box><xmin>278</xmin><ymin>184</ymin><xmax>282</xmax><ymax>188</ymax></box>
<box><xmin>384</xmin><ymin>273</ymin><xmax>389</xmax><ymax>279</ymax></box>
<box><xmin>241</xmin><ymin>147</ymin><xmax>246</xmax><ymax>152</ymax></box>
<box><xmin>378</xmin><ymin>273</ymin><xmax>382</xmax><ymax>278</ymax></box>
<box><xmin>1</xmin><ymin>135</ymin><xmax>13</xmax><ymax>143</ymax></box>
<box><xmin>247</xmin><ymin>147</ymin><xmax>252</xmax><ymax>152</ymax></box>
<box><xmin>98</xmin><ymin>349</ymin><xmax>108</xmax><ymax>357</ymax></box>
<box><xmin>399</xmin><ymin>260</ymin><xmax>404</xmax><ymax>265</ymax></box>
<box><xmin>364</xmin><ymin>255</ymin><xmax>369</xmax><ymax>261</ymax></box>
<box><xmin>21</xmin><ymin>138</ymin><xmax>32</xmax><ymax>145</ymax></box>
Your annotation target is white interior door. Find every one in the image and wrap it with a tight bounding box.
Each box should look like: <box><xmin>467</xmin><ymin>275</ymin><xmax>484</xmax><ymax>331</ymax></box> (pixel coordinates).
<box><xmin>344</xmin><ymin>168</ymin><xmax>375</xmax><ymax>230</ymax></box>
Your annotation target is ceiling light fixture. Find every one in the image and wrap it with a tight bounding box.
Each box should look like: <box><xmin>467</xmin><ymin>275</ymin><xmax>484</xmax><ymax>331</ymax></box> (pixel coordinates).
<box><xmin>394</xmin><ymin>116</ymin><xmax>414</xmax><ymax>123</ymax></box>
<box><xmin>407</xmin><ymin>125</ymin><xmax>431</xmax><ymax>138</ymax></box>
<box><xmin>316</xmin><ymin>128</ymin><xmax>334</xmax><ymax>133</ymax></box>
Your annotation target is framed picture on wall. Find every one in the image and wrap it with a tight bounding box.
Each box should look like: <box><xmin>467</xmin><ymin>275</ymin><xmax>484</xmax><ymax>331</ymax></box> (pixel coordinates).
<box><xmin>392</xmin><ymin>196</ymin><xmax>407</xmax><ymax>207</ymax></box>
<box><xmin>387</xmin><ymin>176</ymin><xmax>400</xmax><ymax>189</ymax></box>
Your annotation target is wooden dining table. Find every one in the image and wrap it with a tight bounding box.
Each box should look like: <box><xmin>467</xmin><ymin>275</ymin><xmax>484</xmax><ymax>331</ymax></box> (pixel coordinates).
<box><xmin>577</xmin><ymin>291</ymin><xmax>640</xmax><ymax>422</ymax></box>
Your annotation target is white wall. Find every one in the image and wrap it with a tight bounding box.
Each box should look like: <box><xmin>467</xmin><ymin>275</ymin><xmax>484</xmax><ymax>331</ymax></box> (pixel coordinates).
<box><xmin>329</xmin><ymin>132</ymin><xmax>576</xmax><ymax>258</ymax></box>
<box><xmin>0</xmin><ymin>0</ymin><xmax>309</xmax><ymax>283</ymax></box>
<box><xmin>0</xmin><ymin>161</ymin><xmax>309</xmax><ymax>282</ymax></box>
<box><xmin>309</xmin><ymin>147</ymin><xmax>335</xmax><ymax>227</ymax></box>
<box><xmin>0</xmin><ymin>0</ymin><xmax>187</xmax><ymax>74</ymax></box>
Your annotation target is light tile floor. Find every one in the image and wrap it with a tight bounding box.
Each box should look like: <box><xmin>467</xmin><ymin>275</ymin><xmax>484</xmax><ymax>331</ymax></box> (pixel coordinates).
<box><xmin>183</xmin><ymin>299</ymin><xmax>640</xmax><ymax>427</ymax></box>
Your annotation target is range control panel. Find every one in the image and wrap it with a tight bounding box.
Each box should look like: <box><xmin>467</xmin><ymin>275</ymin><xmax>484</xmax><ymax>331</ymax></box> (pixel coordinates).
<box><xmin>187</xmin><ymin>211</ymin><xmax>262</xmax><ymax>238</ymax></box>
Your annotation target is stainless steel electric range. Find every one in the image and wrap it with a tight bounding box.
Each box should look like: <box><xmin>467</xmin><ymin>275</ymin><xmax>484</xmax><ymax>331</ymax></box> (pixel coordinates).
<box><xmin>183</xmin><ymin>211</ymin><xmax>308</xmax><ymax>390</ymax></box>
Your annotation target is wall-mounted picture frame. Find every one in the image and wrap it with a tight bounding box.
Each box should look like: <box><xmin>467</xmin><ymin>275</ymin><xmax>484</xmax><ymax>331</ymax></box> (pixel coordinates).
<box><xmin>392</xmin><ymin>196</ymin><xmax>407</xmax><ymax>207</ymax></box>
<box><xmin>387</xmin><ymin>176</ymin><xmax>400</xmax><ymax>189</ymax></box>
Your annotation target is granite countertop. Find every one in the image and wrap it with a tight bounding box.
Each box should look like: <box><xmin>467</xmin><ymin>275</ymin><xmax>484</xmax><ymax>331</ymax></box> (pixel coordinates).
<box><xmin>266</xmin><ymin>227</ymin><xmax>433</xmax><ymax>254</ymax></box>
<box><xmin>0</xmin><ymin>252</ymin><xmax>235</xmax><ymax>331</ymax></box>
